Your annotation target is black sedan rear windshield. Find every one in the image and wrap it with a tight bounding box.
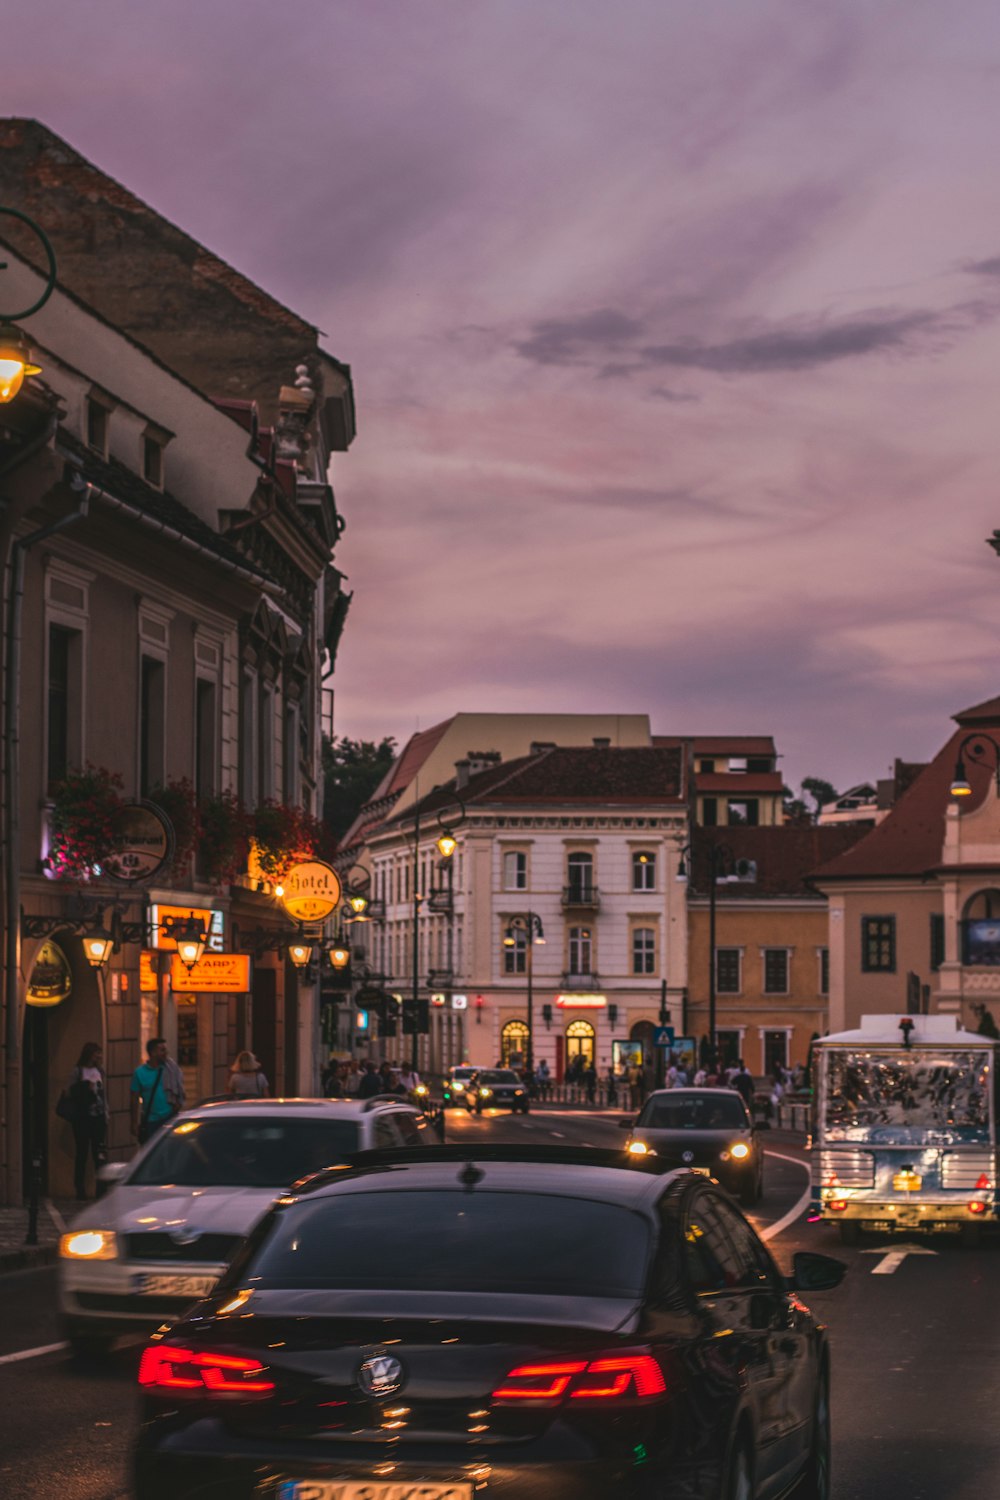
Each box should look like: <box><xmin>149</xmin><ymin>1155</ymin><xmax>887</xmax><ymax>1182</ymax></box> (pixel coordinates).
<box><xmin>129</xmin><ymin>1119</ymin><xmax>362</xmax><ymax>1187</ymax></box>
<box><xmin>478</xmin><ymin>1071</ymin><xmax>521</xmax><ymax>1085</ymax></box>
<box><xmin>638</xmin><ymin>1095</ymin><xmax>748</xmax><ymax>1130</ymax></box>
<box><xmin>249</xmin><ymin>1190</ymin><xmax>650</xmax><ymax>1296</ymax></box>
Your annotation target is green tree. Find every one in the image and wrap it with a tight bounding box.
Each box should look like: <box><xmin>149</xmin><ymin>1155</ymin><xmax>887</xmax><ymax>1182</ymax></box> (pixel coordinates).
<box><xmin>322</xmin><ymin>734</ymin><xmax>397</xmax><ymax>843</ymax></box>
<box><xmin>976</xmin><ymin>1006</ymin><xmax>1000</xmax><ymax>1040</ymax></box>
<box><xmin>801</xmin><ymin>776</ymin><xmax>839</xmax><ymax>817</ymax></box>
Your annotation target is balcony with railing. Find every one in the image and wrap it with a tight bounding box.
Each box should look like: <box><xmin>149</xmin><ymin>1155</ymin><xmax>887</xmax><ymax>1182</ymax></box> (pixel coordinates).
<box><xmin>561</xmin><ymin>883</ymin><xmax>601</xmax><ymax>911</ymax></box>
<box><xmin>560</xmin><ymin>970</ymin><xmax>602</xmax><ymax>991</ymax></box>
<box><xmin>426</xmin><ymin>888</ymin><xmax>453</xmax><ymax>914</ymax></box>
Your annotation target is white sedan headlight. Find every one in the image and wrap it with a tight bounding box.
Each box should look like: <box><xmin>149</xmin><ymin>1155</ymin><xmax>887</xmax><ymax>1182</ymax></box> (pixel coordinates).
<box><xmin>60</xmin><ymin>1229</ymin><xmax>118</xmax><ymax>1261</ymax></box>
<box><xmin>729</xmin><ymin>1142</ymin><xmax>751</xmax><ymax>1160</ymax></box>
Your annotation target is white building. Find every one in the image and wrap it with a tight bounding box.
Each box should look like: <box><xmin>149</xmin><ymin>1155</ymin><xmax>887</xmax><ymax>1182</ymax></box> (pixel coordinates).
<box><xmin>363</xmin><ymin>745</ymin><xmax>689</xmax><ymax>1077</ymax></box>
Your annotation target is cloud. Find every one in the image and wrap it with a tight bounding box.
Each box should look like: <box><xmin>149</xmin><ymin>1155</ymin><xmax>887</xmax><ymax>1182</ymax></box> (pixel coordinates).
<box><xmin>640</xmin><ymin>310</ymin><xmax>941</xmax><ymax>373</ymax></box>
<box><xmin>967</xmin><ymin>255</ymin><xmax>1000</xmax><ymax>278</ymax></box>
<box><xmin>511</xmin><ymin>307</ymin><xmax>644</xmax><ymax>366</ymax></box>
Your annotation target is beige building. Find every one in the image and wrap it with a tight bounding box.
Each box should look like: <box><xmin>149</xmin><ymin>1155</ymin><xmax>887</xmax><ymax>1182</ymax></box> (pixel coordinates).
<box><xmin>815</xmin><ymin>696</ymin><xmax>1000</xmax><ymax>1037</ymax></box>
<box><xmin>685</xmin><ymin>825</ymin><xmax>866</xmax><ymax>1075</ymax></box>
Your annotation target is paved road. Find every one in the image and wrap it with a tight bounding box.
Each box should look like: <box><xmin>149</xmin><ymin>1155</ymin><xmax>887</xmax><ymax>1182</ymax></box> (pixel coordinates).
<box><xmin>0</xmin><ymin>1107</ymin><xmax>996</xmax><ymax>1498</ymax></box>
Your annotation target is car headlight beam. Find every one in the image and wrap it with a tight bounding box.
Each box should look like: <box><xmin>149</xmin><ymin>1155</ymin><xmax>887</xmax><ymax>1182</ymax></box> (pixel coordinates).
<box><xmin>729</xmin><ymin>1142</ymin><xmax>751</xmax><ymax>1160</ymax></box>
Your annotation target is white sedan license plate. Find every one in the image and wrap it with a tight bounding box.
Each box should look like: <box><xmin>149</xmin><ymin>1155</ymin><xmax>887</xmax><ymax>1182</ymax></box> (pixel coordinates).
<box><xmin>691</xmin><ymin>1166</ymin><xmax>711</xmax><ymax>1176</ymax></box>
<box><xmin>279</xmin><ymin>1485</ymin><xmax>473</xmax><ymax>1500</ymax></box>
<box><xmin>133</xmin><ymin>1273</ymin><xmax>218</xmax><ymax>1297</ymax></box>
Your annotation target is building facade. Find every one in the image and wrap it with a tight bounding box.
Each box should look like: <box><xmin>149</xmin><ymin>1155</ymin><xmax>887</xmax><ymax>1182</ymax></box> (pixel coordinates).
<box><xmin>0</xmin><ymin>124</ymin><xmax>353</xmax><ymax>1202</ymax></box>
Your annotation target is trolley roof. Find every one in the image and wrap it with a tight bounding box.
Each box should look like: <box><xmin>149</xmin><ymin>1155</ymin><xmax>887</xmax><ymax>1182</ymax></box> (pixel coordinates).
<box><xmin>816</xmin><ymin>1014</ymin><xmax>994</xmax><ymax>1048</ymax></box>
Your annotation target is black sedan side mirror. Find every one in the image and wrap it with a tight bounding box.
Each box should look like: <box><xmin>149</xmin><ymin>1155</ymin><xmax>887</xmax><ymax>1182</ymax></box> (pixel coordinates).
<box><xmin>788</xmin><ymin>1251</ymin><xmax>847</xmax><ymax>1293</ymax></box>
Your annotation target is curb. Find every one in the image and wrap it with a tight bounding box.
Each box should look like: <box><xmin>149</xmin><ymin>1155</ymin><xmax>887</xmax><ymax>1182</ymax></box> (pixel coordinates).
<box><xmin>0</xmin><ymin>1243</ymin><xmax>58</xmax><ymax>1273</ymax></box>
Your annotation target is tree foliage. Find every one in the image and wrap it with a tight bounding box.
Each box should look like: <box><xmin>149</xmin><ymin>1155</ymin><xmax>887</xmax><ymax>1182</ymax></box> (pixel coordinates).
<box><xmin>322</xmin><ymin>734</ymin><xmax>397</xmax><ymax>843</ymax></box>
<box><xmin>801</xmin><ymin>776</ymin><xmax>839</xmax><ymax>814</ymax></box>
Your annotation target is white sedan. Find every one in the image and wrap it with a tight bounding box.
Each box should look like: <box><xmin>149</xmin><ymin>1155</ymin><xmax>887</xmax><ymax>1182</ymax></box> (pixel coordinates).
<box><xmin>58</xmin><ymin>1095</ymin><xmax>431</xmax><ymax>1357</ymax></box>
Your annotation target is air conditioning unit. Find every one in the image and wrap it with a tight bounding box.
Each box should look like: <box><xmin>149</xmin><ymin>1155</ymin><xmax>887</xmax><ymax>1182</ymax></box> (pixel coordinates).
<box><xmin>730</xmin><ymin>858</ymin><xmax>757</xmax><ymax>883</ymax></box>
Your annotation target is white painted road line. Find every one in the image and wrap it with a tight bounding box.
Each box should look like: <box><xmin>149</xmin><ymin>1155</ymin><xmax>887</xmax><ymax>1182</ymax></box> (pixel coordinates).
<box><xmin>0</xmin><ymin>1341</ymin><xmax>67</xmax><ymax>1366</ymax></box>
<box><xmin>863</xmin><ymin>1244</ymin><xmax>938</xmax><ymax>1274</ymax></box>
<box><xmin>549</xmin><ymin>1131</ymin><xmax>565</xmax><ymax>1138</ymax></box>
<box><xmin>759</xmin><ymin>1149</ymin><xmax>811</xmax><ymax>1242</ymax></box>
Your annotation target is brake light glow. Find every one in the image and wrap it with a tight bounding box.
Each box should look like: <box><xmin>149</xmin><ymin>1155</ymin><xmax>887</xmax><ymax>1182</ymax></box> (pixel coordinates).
<box><xmin>969</xmin><ymin>1200</ymin><xmax>988</xmax><ymax>1215</ymax></box>
<box><xmin>492</xmin><ymin>1353</ymin><xmax>665</xmax><ymax>1403</ymax></box>
<box><xmin>138</xmin><ymin>1345</ymin><xmax>274</xmax><ymax>1396</ymax></box>
<box><xmin>827</xmin><ymin>1199</ymin><xmax>848</xmax><ymax>1212</ymax></box>
<box><xmin>975</xmin><ymin>1173</ymin><xmax>992</xmax><ymax>1191</ymax></box>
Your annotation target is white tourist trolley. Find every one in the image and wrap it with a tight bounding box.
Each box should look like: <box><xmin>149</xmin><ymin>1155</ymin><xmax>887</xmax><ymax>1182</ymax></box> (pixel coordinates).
<box><xmin>811</xmin><ymin>1014</ymin><xmax>998</xmax><ymax>1243</ymax></box>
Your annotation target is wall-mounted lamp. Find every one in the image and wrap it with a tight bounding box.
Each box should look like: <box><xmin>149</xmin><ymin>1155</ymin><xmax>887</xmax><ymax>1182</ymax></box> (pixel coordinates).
<box><xmin>81</xmin><ymin>928</ymin><xmax>114</xmax><ymax>969</ymax></box>
<box><xmin>541</xmin><ymin>1003</ymin><xmax>553</xmax><ymax>1029</ymax></box>
<box><xmin>162</xmin><ymin>912</ymin><xmax>208</xmax><ymax>972</ymax></box>
<box><xmin>288</xmin><ymin>942</ymin><xmax>315</xmax><ymax>970</ymax></box>
<box><xmin>608</xmin><ymin>1004</ymin><xmax>619</xmax><ymax>1026</ymax></box>
<box><xmin>0</xmin><ymin>208</ymin><xmax>57</xmax><ymax>403</ymax></box>
<box><xmin>328</xmin><ymin>942</ymin><xmax>351</xmax><ymax>971</ymax></box>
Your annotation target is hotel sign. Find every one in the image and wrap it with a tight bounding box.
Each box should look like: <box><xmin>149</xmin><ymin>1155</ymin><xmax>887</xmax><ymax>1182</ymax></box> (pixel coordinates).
<box><xmin>281</xmin><ymin>861</ymin><xmax>342</xmax><ymax>923</ymax></box>
<box><xmin>170</xmin><ymin>952</ymin><xmax>252</xmax><ymax>993</ymax></box>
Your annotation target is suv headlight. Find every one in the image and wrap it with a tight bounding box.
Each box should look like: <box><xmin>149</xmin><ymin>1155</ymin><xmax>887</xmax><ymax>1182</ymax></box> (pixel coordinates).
<box><xmin>725</xmin><ymin>1142</ymin><xmax>751</xmax><ymax>1161</ymax></box>
<box><xmin>60</xmin><ymin>1230</ymin><xmax>118</xmax><ymax>1261</ymax></box>
<box><xmin>480</xmin><ymin>1088</ymin><xmax>493</xmax><ymax>1098</ymax></box>
<box><xmin>627</xmin><ymin>1140</ymin><xmax>654</xmax><ymax>1156</ymax></box>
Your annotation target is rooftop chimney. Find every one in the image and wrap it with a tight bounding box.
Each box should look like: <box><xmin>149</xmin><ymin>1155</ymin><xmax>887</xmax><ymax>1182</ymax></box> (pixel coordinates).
<box><xmin>593</xmin><ymin>737</ymin><xmax>610</xmax><ymax>749</ymax></box>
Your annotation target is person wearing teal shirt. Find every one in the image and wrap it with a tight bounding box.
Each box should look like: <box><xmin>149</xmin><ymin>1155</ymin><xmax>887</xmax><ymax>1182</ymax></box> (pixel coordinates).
<box><xmin>130</xmin><ymin>1037</ymin><xmax>183</xmax><ymax>1144</ymax></box>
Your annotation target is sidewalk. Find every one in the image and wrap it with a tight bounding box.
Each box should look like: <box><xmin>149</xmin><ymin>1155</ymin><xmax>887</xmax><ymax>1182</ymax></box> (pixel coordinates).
<box><xmin>0</xmin><ymin>1196</ymin><xmax>74</xmax><ymax>1272</ymax></box>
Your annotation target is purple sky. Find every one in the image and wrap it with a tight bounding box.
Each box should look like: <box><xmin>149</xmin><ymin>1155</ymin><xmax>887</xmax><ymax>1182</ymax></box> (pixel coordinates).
<box><xmin>8</xmin><ymin>1</ymin><xmax>1000</xmax><ymax>794</ymax></box>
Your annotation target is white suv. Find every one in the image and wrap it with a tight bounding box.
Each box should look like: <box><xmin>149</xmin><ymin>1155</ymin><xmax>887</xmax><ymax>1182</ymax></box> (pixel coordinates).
<box><xmin>58</xmin><ymin>1096</ymin><xmax>432</xmax><ymax>1357</ymax></box>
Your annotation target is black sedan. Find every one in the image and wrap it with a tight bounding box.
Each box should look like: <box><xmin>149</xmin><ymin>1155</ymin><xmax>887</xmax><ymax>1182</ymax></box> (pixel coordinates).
<box><xmin>463</xmin><ymin>1068</ymin><xmax>530</xmax><ymax>1113</ymax></box>
<box><xmin>134</xmin><ymin>1144</ymin><xmax>844</xmax><ymax>1500</ymax></box>
<box><xmin>622</xmin><ymin>1088</ymin><xmax>763</xmax><ymax>1206</ymax></box>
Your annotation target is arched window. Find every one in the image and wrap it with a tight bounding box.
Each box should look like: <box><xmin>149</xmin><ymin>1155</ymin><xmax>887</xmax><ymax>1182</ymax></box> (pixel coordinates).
<box><xmin>502</xmin><ymin>1019</ymin><xmax>529</xmax><ymax>1067</ymax></box>
<box><xmin>567</xmin><ymin>851</ymin><xmax>594</xmax><ymax>901</ymax></box>
<box><xmin>565</xmin><ymin>1019</ymin><xmax>596</xmax><ymax>1069</ymax></box>
<box><xmin>962</xmin><ymin>890</ymin><xmax>1000</xmax><ymax>967</ymax></box>
<box><xmin>568</xmin><ymin>926</ymin><xmax>592</xmax><ymax>975</ymax></box>
<box><xmin>632</xmin><ymin>851</ymin><xmax>656</xmax><ymax>891</ymax></box>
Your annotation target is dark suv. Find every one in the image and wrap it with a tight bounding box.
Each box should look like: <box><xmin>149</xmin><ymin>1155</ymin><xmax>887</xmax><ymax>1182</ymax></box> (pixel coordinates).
<box><xmin>464</xmin><ymin>1068</ymin><xmax>530</xmax><ymax>1113</ymax></box>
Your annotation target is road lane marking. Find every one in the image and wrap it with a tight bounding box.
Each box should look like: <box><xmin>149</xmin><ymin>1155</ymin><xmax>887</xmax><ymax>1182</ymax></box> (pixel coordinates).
<box><xmin>759</xmin><ymin>1150</ymin><xmax>811</xmax><ymax>1242</ymax></box>
<box><xmin>0</xmin><ymin>1341</ymin><xmax>67</xmax><ymax>1366</ymax></box>
<box><xmin>549</xmin><ymin>1131</ymin><xmax>565</xmax><ymax>1138</ymax></box>
<box><xmin>862</xmin><ymin>1244</ymin><xmax>938</xmax><ymax>1274</ymax></box>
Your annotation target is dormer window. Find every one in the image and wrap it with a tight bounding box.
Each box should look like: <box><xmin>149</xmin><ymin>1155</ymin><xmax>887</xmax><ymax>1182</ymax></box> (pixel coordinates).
<box><xmin>142</xmin><ymin>423</ymin><xmax>171</xmax><ymax>490</ymax></box>
<box><xmin>86</xmin><ymin>397</ymin><xmax>109</xmax><ymax>458</ymax></box>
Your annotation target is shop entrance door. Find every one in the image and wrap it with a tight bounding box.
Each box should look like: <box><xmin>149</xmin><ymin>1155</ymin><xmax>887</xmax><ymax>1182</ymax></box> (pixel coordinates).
<box><xmin>253</xmin><ymin>967</ymin><xmax>278</xmax><ymax>1098</ymax></box>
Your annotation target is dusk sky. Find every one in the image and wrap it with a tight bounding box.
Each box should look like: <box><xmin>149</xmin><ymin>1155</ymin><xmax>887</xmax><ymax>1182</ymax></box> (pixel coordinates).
<box><xmin>7</xmin><ymin>1</ymin><xmax>1000</xmax><ymax>795</ymax></box>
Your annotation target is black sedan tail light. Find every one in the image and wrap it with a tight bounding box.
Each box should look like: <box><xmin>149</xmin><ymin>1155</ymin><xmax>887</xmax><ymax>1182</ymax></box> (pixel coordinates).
<box><xmin>138</xmin><ymin>1344</ymin><xmax>274</xmax><ymax>1398</ymax></box>
<box><xmin>492</xmin><ymin>1351</ymin><xmax>666</xmax><ymax>1404</ymax></box>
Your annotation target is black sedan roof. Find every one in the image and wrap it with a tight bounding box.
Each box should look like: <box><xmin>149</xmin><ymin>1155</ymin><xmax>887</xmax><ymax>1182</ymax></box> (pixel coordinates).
<box><xmin>288</xmin><ymin>1145</ymin><xmax>685</xmax><ymax>1210</ymax></box>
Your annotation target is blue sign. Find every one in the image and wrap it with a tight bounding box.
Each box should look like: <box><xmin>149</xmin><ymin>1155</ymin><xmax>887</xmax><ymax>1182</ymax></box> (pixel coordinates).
<box><xmin>654</xmin><ymin>1025</ymin><xmax>675</xmax><ymax>1048</ymax></box>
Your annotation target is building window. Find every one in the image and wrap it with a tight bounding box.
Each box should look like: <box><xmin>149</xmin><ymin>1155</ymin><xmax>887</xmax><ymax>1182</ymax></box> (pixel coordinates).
<box><xmin>632</xmin><ymin>927</ymin><xmax>656</xmax><ymax>975</ymax></box>
<box><xmin>565</xmin><ymin>1019</ymin><xmax>596</xmax><ymax>1070</ymax></box>
<box><xmin>763</xmin><ymin>948</ymin><xmax>789</xmax><ymax>995</ymax></box>
<box><xmin>239</xmin><ymin>670</ymin><xmax>257</xmax><ymax>806</ymax></box>
<box><xmin>139</xmin><ymin>655</ymin><xmax>165</xmax><ymax>795</ymax></box>
<box><xmin>86</xmin><ymin>398</ymin><xmax>109</xmax><ymax>458</ymax></box>
<box><xmin>282</xmin><ymin>704</ymin><xmax>300</xmax><ymax>805</ymax></box>
<box><xmin>258</xmin><ymin>683</ymin><xmax>275</xmax><ymax>801</ymax></box>
<box><xmin>503</xmin><ymin>927</ymin><xmax>527</xmax><ymax>975</ymax></box>
<box><xmin>763</xmin><ymin>1030</ymin><xmax>790</xmax><ymax>1076</ymax></box>
<box><xmin>702</xmin><ymin>797</ymin><xmax>718</xmax><ymax>826</ymax></box>
<box><xmin>727</xmin><ymin>798</ymin><xmax>759</xmax><ymax>826</ymax></box>
<box><xmin>930</xmin><ymin>913</ymin><xmax>945</xmax><ymax>972</ymax></box>
<box><xmin>501</xmin><ymin>1020</ymin><xmax>530</xmax><ymax>1067</ymax></box>
<box><xmin>142</xmin><ymin>435</ymin><xmax>165</xmax><ymax>488</ymax></box>
<box><xmin>818</xmin><ymin>947</ymin><xmax>829</xmax><ymax>995</ymax></box>
<box><xmin>195</xmin><ymin>678</ymin><xmax>217</xmax><ymax>801</ymax></box>
<box><xmin>715</xmin><ymin>1030</ymin><xmax>741</xmax><ymax>1068</ymax></box>
<box><xmin>567</xmin><ymin>851</ymin><xmax>594</xmax><ymax>900</ymax></box>
<box><xmin>47</xmin><ymin>623</ymin><xmax>82</xmax><ymax>789</ymax></box>
<box><xmin>503</xmin><ymin>850</ymin><xmax>527</xmax><ymax>890</ymax></box>
<box><xmin>632</xmin><ymin>850</ymin><xmax>656</xmax><ymax>890</ymax></box>
<box><xmin>715</xmin><ymin>948</ymin><xmax>742</xmax><ymax>994</ymax></box>
<box><xmin>568</xmin><ymin>926</ymin><xmax>592</xmax><ymax>975</ymax></box>
<box><xmin>698</xmin><ymin>759</ymin><xmax>715</xmax><ymax>773</ymax></box>
<box><xmin>861</xmin><ymin>916</ymin><xmax>896</xmax><ymax>972</ymax></box>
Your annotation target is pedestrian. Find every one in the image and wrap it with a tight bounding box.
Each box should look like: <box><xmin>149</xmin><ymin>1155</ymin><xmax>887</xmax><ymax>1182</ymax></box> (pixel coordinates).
<box><xmin>733</xmin><ymin>1060</ymin><xmax>755</xmax><ymax>1107</ymax></box>
<box><xmin>583</xmin><ymin>1061</ymin><xmax>597</xmax><ymax>1105</ymax></box>
<box><xmin>398</xmin><ymin>1061</ymin><xmax>420</xmax><ymax>1095</ymax></box>
<box><xmin>228</xmin><ymin>1050</ymin><xmax>269</xmax><ymax>1097</ymax></box>
<box><xmin>357</xmin><ymin>1060</ymin><xmax>382</xmax><ymax>1098</ymax></box>
<box><xmin>130</xmin><ymin>1037</ymin><xmax>184</xmax><ymax>1146</ymax></box>
<box><xmin>693</xmin><ymin>1065</ymin><xmax>708</xmax><ymax>1086</ymax></box>
<box><xmin>605</xmin><ymin>1063</ymin><xmax>618</xmax><ymax>1107</ymax></box>
<box><xmin>62</xmin><ymin>1042</ymin><xmax>109</xmax><ymax>1199</ymax></box>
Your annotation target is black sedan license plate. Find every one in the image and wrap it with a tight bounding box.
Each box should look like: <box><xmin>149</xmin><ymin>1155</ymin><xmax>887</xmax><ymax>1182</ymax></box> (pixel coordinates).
<box><xmin>278</xmin><ymin>1486</ymin><xmax>472</xmax><ymax>1500</ymax></box>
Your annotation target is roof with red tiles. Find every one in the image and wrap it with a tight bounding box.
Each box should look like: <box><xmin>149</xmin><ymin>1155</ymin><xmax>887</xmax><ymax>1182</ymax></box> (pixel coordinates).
<box><xmin>695</xmin><ymin>772</ymin><xmax>785</xmax><ymax>794</ymax></box>
<box><xmin>813</xmin><ymin>699</ymin><xmax>1000</xmax><ymax>882</ymax></box>
<box><xmin>380</xmin><ymin>746</ymin><xmax>685</xmax><ymax>830</ymax></box>
<box><xmin>689</xmin><ymin>825</ymin><xmax>871</xmax><ymax>899</ymax></box>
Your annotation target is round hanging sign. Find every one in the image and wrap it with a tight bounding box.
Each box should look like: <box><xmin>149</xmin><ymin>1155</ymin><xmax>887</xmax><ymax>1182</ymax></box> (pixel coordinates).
<box><xmin>104</xmin><ymin>800</ymin><xmax>174</xmax><ymax>884</ymax></box>
<box><xmin>281</xmin><ymin>860</ymin><xmax>342</xmax><ymax>922</ymax></box>
<box><xmin>26</xmin><ymin>939</ymin><xmax>72</xmax><ymax>1008</ymax></box>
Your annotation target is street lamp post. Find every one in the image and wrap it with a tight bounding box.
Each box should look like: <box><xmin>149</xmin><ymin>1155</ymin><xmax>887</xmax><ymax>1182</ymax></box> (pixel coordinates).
<box><xmin>950</xmin><ymin>734</ymin><xmax>1000</xmax><ymax>798</ymax></box>
<box><xmin>504</xmin><ymin>913</ymin><xmax>545</xmax><ymax>1073</ymax></box>
<box><xmin>408</xmin><ymin>790</ymin><xmax>465</xmax><ymax>1072</ymax></box>
<box><xmin>677</xmin><ymin>840</ymin><xmax>735</xmax><ymax>1065</ymax></box>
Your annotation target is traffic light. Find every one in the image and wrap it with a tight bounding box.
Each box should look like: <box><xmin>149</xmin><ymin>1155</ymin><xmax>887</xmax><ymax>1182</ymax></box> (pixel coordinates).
<box><xmin>402</xmin><ymin>999</ymin><xmax>430</xmax><ymax>1035</ymax></box>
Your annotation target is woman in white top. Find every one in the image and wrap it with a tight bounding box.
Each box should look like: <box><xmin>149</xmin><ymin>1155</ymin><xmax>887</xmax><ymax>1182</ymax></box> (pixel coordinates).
<box><xmin>65</xmin><ymin>1041</ymin><xmax>109</xmax><ymax>1199</ymax></box>
<box><xmin>228</xmin><ymin>1051</ymin><xmax>270</xmax><ymax>1098</ymax></box>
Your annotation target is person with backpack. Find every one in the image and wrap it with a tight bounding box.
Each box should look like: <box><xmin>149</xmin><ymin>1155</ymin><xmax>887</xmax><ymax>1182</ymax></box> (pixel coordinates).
<box><xmin>61</xmin><ymin>1041</ymin><xmax>109</xmax><ymax>1199</ymax></box>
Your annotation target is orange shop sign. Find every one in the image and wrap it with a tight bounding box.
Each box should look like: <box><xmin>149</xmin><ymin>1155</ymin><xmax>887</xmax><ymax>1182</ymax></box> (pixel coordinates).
<box><xmin>151</xmin><ymin>904</ymin><xmax>223</xmax><ymax>951</ymax></box>
<box><xmin>170</xmin><ymin>952</ymin><xmax>251</xmax><ymax>993</ymax></box>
